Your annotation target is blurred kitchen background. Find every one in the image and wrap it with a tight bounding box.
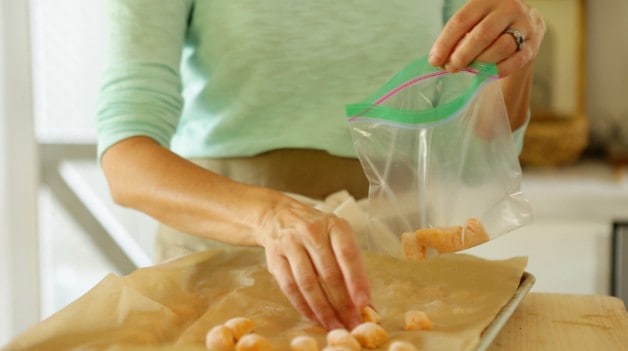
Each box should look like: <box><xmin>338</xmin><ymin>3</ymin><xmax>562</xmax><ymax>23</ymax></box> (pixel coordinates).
<box><xmin>1</xmin><ymin>0</ymin><xmax>627</xmax><ymax>345</ymax></box>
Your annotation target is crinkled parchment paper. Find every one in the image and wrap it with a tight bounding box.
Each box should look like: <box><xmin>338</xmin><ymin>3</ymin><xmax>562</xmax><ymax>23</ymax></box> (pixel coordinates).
<box><xmin>3</xmin><ymin>248</ymin><xmax>526</xmax><ymax>351</ymax></box>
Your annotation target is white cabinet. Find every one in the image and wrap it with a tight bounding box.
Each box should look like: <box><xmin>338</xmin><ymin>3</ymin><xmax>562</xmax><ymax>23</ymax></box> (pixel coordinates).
<box><xmin>466</xmin><ymin>162</ymin><xmax>628</xmax><ymax>295</ymax></box>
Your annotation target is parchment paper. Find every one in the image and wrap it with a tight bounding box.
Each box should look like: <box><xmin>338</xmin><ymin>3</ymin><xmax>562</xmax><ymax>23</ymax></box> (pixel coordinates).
<box><xmin>3</xmin><ymin>248</ymin><xmax>526</xmax><ymax>351</ymax></box>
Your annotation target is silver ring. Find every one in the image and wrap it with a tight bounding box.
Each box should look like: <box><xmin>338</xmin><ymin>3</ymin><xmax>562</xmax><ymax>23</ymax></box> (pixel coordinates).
<box><xmin>504</xmin><ymin>27</ymin><xmax>526</xmax><ymax>51</ymax></box>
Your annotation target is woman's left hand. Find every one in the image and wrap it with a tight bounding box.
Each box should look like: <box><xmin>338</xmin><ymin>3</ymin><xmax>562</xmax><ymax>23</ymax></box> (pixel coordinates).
<box><xmin>429</xmin><ymin>0</ymin><xmax>546</xmax><ymax>77</ymax></box>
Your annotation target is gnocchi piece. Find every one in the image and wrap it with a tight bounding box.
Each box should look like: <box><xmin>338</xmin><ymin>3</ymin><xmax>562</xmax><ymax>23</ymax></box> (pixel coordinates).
<box><xmin>321</xmin><ymin>347</ymin><xmax>355</xmax><ymax>351</ymax></box>
<box><xmin>326</xmin><ymin>328</ymin><xmax>361</xmax><ymax>351</ymax></box>
<box><xmin>401</xmin><ymin>232</ymin><xmax>426</xmax><ymax>261</ymax></box>
<box><xmin>290</xmin><ymin>335</ymin><xmax>319</xmax><ymax>351</ymax></box>
<box><xmin>404</xmin><ymin>310</ymin><xmax>432</xmax><ymax>331</ymax></box>
<box><xmin>414</xmin><ymin>225</ymin><xmax>463</xmax><ymax>253</ymax></box>
<box><xmin>410</xmin><ymin>218</ymin><xmax>490</xmax><ymax>254</ymax></box>
<box><xmin>205</xmin><ymin>325</ymin><xmax>235</xmax><ymax>351</ymax></box>
<box><xmin>388</xmin><ymin>341</ymin><xmax>418</xmax><ymax>351</ymax></box>
<box><xmin>351</xmin><ymin>322</ymin><xmax>388</xmax><ymax>349</ymax></box>
<box><xmin>360</xmin><ymin>306</ymin><xmax>382</xmax><ymax>324</ymax></box>
<box><xmin>235</xmin><ymin>333</ymin><xmax>273</xmax><ymax>351</ymax></box>
<box><xmin>225</xmin><ymin>317</ymin><xmax>256</xmax><ymax>340</ymax></box>
<box><xmin>462</xmin><ymin>218</ymin><xmax>490</xmax><ymax>249</ymax></box>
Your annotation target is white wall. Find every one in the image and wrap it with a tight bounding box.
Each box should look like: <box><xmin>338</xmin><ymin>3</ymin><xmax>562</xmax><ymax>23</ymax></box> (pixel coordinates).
<box><xmin>30</xmin><ymin>0</ymin><xmax>107</xmax><ymax>143</ymax></box>
<box><xmin>586</xmin><ymin>0</ymin><xmax>628</xmax><ymax>149</ymax></box>
<box><xmin>0</xmin><ymin>0</ymin><xmax>40</xmax><ymax>345</ymax></box>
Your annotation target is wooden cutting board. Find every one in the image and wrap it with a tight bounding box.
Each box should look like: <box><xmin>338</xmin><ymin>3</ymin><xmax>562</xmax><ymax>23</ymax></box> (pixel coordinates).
<box><xmin>489</xmin><ymin>293</ymin><xmax>628</xmax><ymax>350</ymax></box>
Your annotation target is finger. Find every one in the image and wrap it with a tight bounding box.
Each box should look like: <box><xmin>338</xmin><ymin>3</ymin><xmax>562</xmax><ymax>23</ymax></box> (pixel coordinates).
<box><xmin>496</xmin><ymin>44</ymin><xmax>534</xmax><ymax>77</ymax></box>
<box><xmin>444</xmin><ymin>12</ymin><xmax>514</xmax><ymax>72</ymax></box>
<box><xmin>303</xmin><ymin>223</ymin><xmax>362</xmax><ymax>329</ymax></box>
<box><xmin>496</xmin><ymin>8</ymin><xmax>546</xmax><ymax>77</ymax></box>
<box><xmin>265</xmin><ymin>252</ymin><xmax>321</xmax><ymax>326</ymax></box>
<box><xmin>475</xmin><ymin>32</ymin><xmax>521</xmax><ymax>65</ymax></box>
<box><xmin>284</xmin><ymin>241</ymin><xmax>345</xmax><ymax>330</ymax></box>
<box><xmin>429</xmin><ymin>3</ymin><xmax>488</xmax><ymax>67</ymax></box>
<box><xmin>328</xmin><ymin>220</ymin><xmax>372</xmax><ymax>320</ymax></box>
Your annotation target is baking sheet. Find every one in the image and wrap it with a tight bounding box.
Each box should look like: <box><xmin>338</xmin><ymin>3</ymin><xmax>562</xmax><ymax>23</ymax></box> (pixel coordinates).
<box><xmin>3</xmin><ymin>248</ymin><xmax>530</xmax><ymax>351</ymax></box>
<box><xmin>476</xmin><ymin>272</ymin><xmax>536</xmax><ymax>351</ymax></box>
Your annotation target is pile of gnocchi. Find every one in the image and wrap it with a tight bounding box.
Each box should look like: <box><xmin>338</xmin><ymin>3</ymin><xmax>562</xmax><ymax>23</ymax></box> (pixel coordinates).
<box><xmin>205</xmin><ymin>306</ymin><xmax>432</xmax><ymax>351</ymax></box>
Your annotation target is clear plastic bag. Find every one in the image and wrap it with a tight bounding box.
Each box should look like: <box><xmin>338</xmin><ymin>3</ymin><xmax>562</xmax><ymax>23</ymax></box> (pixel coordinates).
<box><xmin>345</xmin><ymin>55</ymin><xmax>533</xmax><ymax>258</ymax></box>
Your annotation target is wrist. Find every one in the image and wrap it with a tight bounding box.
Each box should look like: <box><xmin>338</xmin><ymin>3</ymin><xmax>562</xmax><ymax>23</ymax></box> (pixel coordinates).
<box><xmin>500</xmin><ymin>59</ymin><xmax>535</xmax><ymax>130</ymax></box>
<box><xmin>250</xmin><ymin>188</ymin><xmax>293</xmax><ymax>247</ymax></box>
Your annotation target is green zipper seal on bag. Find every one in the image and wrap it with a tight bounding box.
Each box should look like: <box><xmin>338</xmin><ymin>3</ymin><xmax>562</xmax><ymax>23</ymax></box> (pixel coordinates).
<box><xmin>345</xmin><ymin>55</ymin><xmax>498</xmax><ymax>125</ymax></box>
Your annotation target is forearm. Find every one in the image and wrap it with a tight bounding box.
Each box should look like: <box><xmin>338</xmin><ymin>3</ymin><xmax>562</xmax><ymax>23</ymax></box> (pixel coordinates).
<box><xmin>500</xmin><ymin>59</ymin><xmax>534</xmax><ymax>131</ymax></box>
<box><xmin>100</xmin><ymin>136</ymin><xmax>286</xmax><ymax>246</ymax></box>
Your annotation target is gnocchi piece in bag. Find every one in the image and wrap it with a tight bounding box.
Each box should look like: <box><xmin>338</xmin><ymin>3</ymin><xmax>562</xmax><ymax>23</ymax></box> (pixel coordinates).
<box><xmin>345</xmin><ymin>55</ymin><xmax>533</xmax><ymax>258</ymax></box>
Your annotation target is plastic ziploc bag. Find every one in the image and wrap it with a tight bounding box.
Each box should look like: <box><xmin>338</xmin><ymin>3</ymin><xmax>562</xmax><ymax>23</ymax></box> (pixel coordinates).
<box><xmin>345</xmin><ymin>55</ymin><xmax>533</xmax><ymax>259</ymax></box>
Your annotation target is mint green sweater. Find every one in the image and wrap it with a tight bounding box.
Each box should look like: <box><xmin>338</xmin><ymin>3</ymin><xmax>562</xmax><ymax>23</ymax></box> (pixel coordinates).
<box><xmin>96</xmin><ymin>0</ymin><xmax>475</xmax><ymax>159</ymax></box>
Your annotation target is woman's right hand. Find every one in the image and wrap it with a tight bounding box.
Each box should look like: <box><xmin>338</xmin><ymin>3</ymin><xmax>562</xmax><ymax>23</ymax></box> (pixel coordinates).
<box><xmin>255</xmin><ymin>196</ymin><xmax>372</xmax><ymax>330</ymax></box>
<box><xmin>101</xmin><ymin>137</ymin><xmax>371</xmax><ymax>330</ymax></box>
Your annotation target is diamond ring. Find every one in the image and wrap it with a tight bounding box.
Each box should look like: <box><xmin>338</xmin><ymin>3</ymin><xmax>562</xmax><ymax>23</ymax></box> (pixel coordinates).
<box><xmin>504</xmin><ymin>27</ymin><xmax>526</xmax><ymax>51</ymax></box>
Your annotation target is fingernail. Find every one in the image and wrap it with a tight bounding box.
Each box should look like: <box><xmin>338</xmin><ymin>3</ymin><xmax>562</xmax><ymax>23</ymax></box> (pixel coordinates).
<box><xmin>355</xmin><ymin>291</ymin><xmax>370</xmax><ymax>308</ymax></box>
<box><xmin>351</xmin><ymin>315</ymin><xmax>363</xmax><ymax>329</ymax></box>
<box><xmin>328</xmin><ymin>320</ymin><xmax>343</xmax><ymax>330</ymax></box>
<box><xmin>428</xmin><ymin>51</ymin><xmax>440</xmax><ymax>66</ymax></box>
<box><xmin>444</xmin><ymin>63</ymin><xmax>457</xmax><ymax>73</ymax></box>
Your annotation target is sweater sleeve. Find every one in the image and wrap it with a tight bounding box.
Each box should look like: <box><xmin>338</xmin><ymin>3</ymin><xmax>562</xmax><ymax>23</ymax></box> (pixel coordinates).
<box><xmin>96</xmin><ymin>0</ymin><xmax>193</xmax><ymax>159</ymax></box>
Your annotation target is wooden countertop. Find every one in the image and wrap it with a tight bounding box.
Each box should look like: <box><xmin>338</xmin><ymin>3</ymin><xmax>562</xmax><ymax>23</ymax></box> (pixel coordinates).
<box><xmin>489</xmin><ymin>293</ymin><xmax>628</xmax><ymax>350</ymax></box>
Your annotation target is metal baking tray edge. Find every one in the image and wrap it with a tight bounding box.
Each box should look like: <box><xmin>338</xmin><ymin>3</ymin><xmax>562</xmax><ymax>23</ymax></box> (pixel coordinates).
<box><xmin>475</xmin><ymin>271</ymin><xmax>536</xmax><ymax>351</ymax></box>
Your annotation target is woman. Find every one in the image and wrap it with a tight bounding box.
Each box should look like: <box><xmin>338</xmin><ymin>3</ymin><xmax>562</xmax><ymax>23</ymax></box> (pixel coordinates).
<box><xmin>97</xmin><ymin>0</ymin><xmax>544</xmax><ymax>331</ymax></box>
